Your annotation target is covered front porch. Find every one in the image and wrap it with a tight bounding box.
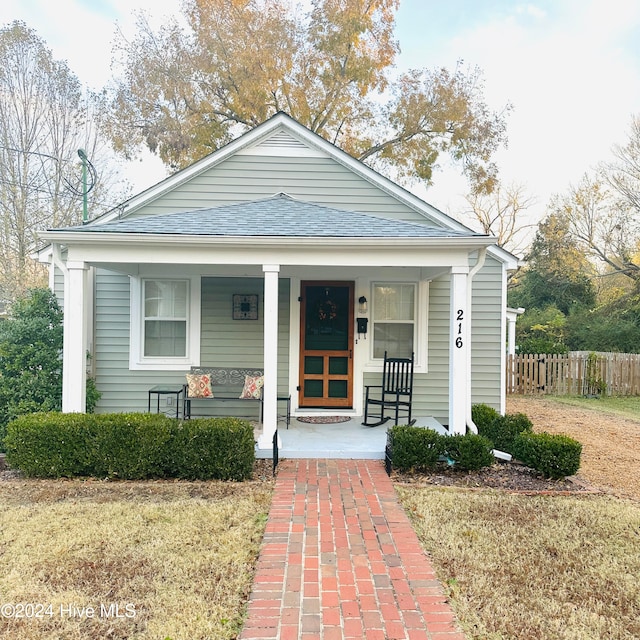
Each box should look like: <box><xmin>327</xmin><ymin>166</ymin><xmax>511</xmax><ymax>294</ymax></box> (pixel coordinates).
<box><xmin>39</xmin><ymin>195</ymin><xmax>504</xmax><ymax>445</ymax></box>
<box><xmin>256</xmin><ymin>414</ymin><xmax>447</xmax><ymax>459</ymax></box>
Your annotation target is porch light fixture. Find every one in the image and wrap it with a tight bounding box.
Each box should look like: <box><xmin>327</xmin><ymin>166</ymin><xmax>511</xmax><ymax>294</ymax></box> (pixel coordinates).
<box><xmin>358</xmin><ymin>296</ymin><xmax>368</xmax><ymax>315</ymax></box>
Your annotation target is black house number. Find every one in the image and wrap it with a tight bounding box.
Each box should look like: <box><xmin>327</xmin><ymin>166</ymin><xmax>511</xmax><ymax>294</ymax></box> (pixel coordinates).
<box><xmin>455</xmin><ymin>309</ymin><xmax>464</xmax><ymax>348</ymax></box>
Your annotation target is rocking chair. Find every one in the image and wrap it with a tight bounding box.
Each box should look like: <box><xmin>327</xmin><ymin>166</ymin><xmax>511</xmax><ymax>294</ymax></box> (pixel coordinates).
<box><xmin>362</xmin><ymin>351</ymin><xmax>415</xmax><ymax>427</ymax></box>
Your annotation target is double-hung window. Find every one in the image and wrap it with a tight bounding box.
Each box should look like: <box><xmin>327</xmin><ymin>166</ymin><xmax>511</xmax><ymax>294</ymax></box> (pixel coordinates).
<box><xmin>372</xmin><ymin>283</ymin><xmax>416</xmax><ymax>359</ymax></box>
<box><xmin>143</xmin><ymin>279</ymin><xmax>188</xmax><ymax>357</ymax></box>
<box><xmin>130</xmin><ymin>276</ymin><xmax>200</xmax><ymax>369</ymax></box>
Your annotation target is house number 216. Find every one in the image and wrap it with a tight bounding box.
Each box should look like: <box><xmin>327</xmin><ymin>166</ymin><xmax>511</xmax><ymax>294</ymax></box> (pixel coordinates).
<box><xmin>455</xmin><ymin>309</ymin><xmax>464</xmax><ymax>348</ymax></box>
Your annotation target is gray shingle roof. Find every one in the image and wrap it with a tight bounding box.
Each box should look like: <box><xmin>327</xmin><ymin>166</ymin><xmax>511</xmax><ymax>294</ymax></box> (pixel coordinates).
<box><xmin>56</xmin><ymin>193</ymin><xmax>481</xmax><ymax>239</ymax></box>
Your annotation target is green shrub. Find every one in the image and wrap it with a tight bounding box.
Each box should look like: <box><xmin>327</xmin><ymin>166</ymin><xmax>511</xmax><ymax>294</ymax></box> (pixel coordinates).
<box><xmin>89</xmin><ymin>413</ymin><xmax>174</xmax><ymax>479</ymax></box>
<box><xmin>388</xmin><ymin>425</ymin><xmax>445</xmax><ymax>472</ymax></box>
<box><xmin>512</xmin><ymin>431</ymin><xmax>582</xmax><ymax>479</ymax></box>
<box><xmin>389</xmin><ymin>426</ymin><xmax>496</xmax><ymax>473</ymax></box>
<box><xmin>471</xmin><ymin>403</ymin><xmax>500</xmax><ymax>430</ymax></box>
<box><xmin>4</xmin><ymin>412</ymin><xmax>93</xmax><ymax>478</ymax></box>
<box><xmin>4</xmin><ymin>413</ymin><xmax>255</xmax><ymax>480</ymax></box>
<box><xmin>0</xmin><ymin>290</ymin><xmax>102</xmax><ymax>452</ymax></box>
<box><xmin>443</xmin><ymin>433</ymin><xmax>495</xmax><ymax>471</ymax></box>
<box><xmin>86</xmin><ymin>377</ymin><xmax>102</xmax><ymax>414</ymax></box>
<box><xmin>0</xmin><ymin>288</ymin><xmax>63</xmax><ymax>443</ymax></box>
<box><xmin>169</xmin><ymin>418</ymin><xmax>255</xmax><ymax>481</ymax></box>
<box><xmin>477</xmin><ymin>412</ymin><xmax>533</xmax><ymax>453</ymax></box>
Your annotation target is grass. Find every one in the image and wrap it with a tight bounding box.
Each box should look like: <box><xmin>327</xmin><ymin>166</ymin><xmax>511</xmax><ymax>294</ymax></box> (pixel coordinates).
<box><xmin>397</xmin><ymin>487</ymin><xmax>640</xmax><ymax>640</ymax></box>
<box><xmin>546</xmin><ymin>394</ymin><xmax>640</xmax><ymax>420</ymax></box>
<box><xmin>2</xmin><ymin>399</ymin><xmax>638</xmax><ymax>640</ymax></box>
<box><xmin>0</xmin><ymin>477</ymin><xmax>273</xmax><ymax>640</ymax></box>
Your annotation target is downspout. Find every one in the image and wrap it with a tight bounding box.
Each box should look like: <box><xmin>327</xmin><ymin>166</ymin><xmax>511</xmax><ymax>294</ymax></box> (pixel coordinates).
<box><xmin>465</xmin><ymin>247</ymin><xmax>487</xmax><ymax>435</ymax></box>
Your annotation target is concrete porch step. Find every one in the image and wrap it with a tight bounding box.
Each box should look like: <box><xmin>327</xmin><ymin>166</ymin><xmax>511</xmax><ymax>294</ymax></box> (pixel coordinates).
<box><xmin>255</xmin><ymin>416</ymin><xmax>446</xmax><ymax>460</ymax></box>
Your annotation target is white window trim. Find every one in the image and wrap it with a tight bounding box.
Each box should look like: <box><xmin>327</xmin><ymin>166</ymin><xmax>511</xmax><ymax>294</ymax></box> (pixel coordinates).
<box><xmin>366</xmin><ymin>279</ymin><xmax>429</xmax><ymax>372</ymax></box>
<box><xmin>129</xmin><ymin>275</ymin><xmax>201</xmax><ymax>370</ymax></box>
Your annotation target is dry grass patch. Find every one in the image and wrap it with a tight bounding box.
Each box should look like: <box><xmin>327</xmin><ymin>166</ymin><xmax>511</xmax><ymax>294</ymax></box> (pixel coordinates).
<box><xmin>0</xmin><ymin>476</ymin><xmax>273</xmax><ymax>640</ymax></box>
<box><xmin>397</xmin><ymin>487</ymin><xmax>640</xmax><ymax>640</ymax></box>
<box><xmin>507</xmin><ymin>395</ymin><xmax>640</xmax><ymax>500</ymax></box>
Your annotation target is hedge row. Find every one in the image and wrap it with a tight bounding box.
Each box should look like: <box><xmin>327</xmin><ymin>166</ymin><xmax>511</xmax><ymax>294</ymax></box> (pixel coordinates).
<box><xmin>472</xmin><ymin>403</ymin><xmax>533</xmax><ymax>452</ymax></box>
<box><xmin>472</xmin><ymin>403</ymin><xmax>582</xmax><ymax>479</ymax></box>
<box><xmin>389</xmin><ymin>411</ymin><xmax>583</xmax><ymax>480</ymax></box>
<box><xmin>512</xmin><ymin>431</ymin><xmax>582</xmax><ymax>480</ymax></box>
<box><xmin>4</xmin><ymin>412</ymin><xmax>255</xmax><ymax>480</ymax></box>
<box><xmin>388</xmin><ymin>426</ymin><xmax>495</xmax><ymax>472</ymax></box>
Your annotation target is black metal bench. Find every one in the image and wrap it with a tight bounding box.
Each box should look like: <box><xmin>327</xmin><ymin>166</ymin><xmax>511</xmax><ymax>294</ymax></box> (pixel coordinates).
<box><xmin>183</xmin><ymin>366</ymin><xmax>290</xmax><ymax>427</ymax></box>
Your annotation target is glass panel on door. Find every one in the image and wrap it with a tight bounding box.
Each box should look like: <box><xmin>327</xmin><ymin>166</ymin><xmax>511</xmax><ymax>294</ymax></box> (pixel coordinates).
<box><xmin>299</xmin><ymin>282</ymin><xmax>354</xmax><ymax>408</ymax></box>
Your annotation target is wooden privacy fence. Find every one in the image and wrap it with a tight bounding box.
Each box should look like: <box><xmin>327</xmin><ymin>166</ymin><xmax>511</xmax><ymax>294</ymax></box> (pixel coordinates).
<box><xmin>506</xmin><ymin>352</ymin><xmax>640</xmax><ymax>396</ymax></box>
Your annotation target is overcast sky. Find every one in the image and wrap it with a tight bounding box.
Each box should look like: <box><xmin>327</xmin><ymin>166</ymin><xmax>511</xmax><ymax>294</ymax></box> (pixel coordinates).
<box><xmin>2</xmin><ymin>0</ymin><xmax>639</xmax><ymax>235</ymax></box>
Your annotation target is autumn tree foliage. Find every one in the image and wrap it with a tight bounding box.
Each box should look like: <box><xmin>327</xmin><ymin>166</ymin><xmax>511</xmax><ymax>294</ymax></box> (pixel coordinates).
<box><xmin>608</xmin><ymin>114</ymin><xmax>640</xmax><ymax>215</ymax></box>
<box><xmin>105</xmin><ymin>0</ymin><xmax>510</xmax><ymax>193</ymax></box>
<box><xmin>509</xmin><ymin>113</ymin><xmax>640</xmax><ymax>353</ymax></box>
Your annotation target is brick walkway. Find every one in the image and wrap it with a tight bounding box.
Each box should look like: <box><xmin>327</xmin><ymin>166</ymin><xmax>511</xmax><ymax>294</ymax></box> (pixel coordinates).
<box><xmin>239</xmin><ymin>459</ymin><xmax>466</xmax><ymax>640</ymax></box>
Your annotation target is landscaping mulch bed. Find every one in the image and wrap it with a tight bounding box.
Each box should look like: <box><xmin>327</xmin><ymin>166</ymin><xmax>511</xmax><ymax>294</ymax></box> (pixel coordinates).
<box><xmin>393</xmin><ymin>396</ymin><xmax>640</xmax><ymax>499</ymax></box>
<box><xmin>391</xmin><ymin>459</ymin><xmax>596</xmax><ymax>494</ymax></box>
<box><xmin>5</xmin><ymin>394</ymin><xmax>638</xmax><ymax>499</ymax></box>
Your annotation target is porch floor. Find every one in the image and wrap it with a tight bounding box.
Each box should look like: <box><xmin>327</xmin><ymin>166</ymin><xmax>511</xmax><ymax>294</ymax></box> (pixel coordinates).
<box><xmin>255</xmin><ymin>416</ymin><xmax>447</xmax><ymax>459</ymax></box>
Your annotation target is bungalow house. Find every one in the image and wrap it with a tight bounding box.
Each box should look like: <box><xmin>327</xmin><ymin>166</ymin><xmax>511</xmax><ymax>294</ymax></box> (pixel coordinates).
<box><xmin>38</xmin><ymin>112</ymin><xmax>517</xmax><ymax>455</ymax></box>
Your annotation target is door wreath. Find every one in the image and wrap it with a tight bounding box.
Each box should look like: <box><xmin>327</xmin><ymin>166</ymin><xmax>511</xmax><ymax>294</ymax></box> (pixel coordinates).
<box><xmin>317</xmin><ymin>299</ymin><xmax>338</xmax><ymax>322</ymax></box>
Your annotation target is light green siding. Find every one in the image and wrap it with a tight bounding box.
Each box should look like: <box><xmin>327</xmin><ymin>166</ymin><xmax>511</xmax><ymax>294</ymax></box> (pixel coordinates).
<box><xmin>360</xmin><ymin>258</ymin><xmax>504</xmax><ymax>426</ymax></box>
<box><xmin>470</xmin><ymin>255</ymin><xmax>504</xmax><ymax>410</ymax></box>
<box><xmin>362</xmin><ymin>276</ymin><xmax>451</xmax><ymax>425</ymax></box>
<box><xmin>93</xmin><ymin>270</ymin><xmax>290</xmax><ymax>417</ymax></box>
<box><xmin>88</xmin><ymin>139</ymin><xmax>505</xmax><ymax>425</ymax></box>
<box><xmin>200</xmin><ymin>275</ymin><xmax>290</xmax><ymax>387</ymax></box>
<box><xmin>93</xmin><ymin>257</ymin><xmax>504</xmax><ymax>422</ymax></box>
<box><xmin>127</xmin><ymin>155</ymin><xmax>441</xmax><ymax>225</ymax></box>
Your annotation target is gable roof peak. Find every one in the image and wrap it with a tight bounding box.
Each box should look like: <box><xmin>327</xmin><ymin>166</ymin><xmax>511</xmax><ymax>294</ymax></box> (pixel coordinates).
<box><xmin>96</xmin><ymin>111</ymin><xmax>470</xmax><ymax>234</ymax></box>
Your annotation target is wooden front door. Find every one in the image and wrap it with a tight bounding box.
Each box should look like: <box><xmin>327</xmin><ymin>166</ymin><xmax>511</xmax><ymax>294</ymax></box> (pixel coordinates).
<box><xmin>299</xmin><ymin>281</ymin><xmax>354</xmax><ymax>408</ymax></box>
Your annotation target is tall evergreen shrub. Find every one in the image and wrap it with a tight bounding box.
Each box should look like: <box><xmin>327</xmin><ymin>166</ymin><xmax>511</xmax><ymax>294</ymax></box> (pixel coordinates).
<box><xmin>0</xmin><ymin>289</ymin><xmax>63</xmax><ymax>447</ymax></box>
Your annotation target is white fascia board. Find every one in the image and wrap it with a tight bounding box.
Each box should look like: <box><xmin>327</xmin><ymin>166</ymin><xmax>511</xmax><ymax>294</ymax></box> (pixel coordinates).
<box><xmin>39</xmin><ymin>230</ymin><xmax>495</xmax><ymax>250</ymax></box>
<box><xmin>43</xmin><ymin>234</ymin><xmax>492</xmax><ymax>268</ymax></box>
<box><xmin>33</xmin><ymin>243</ymin><xmax>53</xmax><ymax>263</ymax></box>
<box><xmin>488</xmin><ymin>244</ymin><xmax>520</xmax><ymax>270</ymax></box>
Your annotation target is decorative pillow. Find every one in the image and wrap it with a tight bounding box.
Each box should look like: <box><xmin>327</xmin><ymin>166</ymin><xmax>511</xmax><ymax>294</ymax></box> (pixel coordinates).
<box><xmin>186</xmin><ymin>373</ymin><xmax>214</xmax><ymax>398</ymax></box>
<box><xmin>239</xmin><ymin>375</ymin><xmax>264</xmax><ymax>399</ymax></box>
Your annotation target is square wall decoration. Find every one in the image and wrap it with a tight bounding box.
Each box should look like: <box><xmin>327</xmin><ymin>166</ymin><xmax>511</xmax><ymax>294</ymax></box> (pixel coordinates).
<box><xmin>232</xmin><ymin>294</ymin><xmax>259</xmax><ymax>320</ymax></box>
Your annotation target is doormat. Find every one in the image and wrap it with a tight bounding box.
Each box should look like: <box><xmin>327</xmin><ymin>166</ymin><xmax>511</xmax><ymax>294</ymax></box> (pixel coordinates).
<box><xmin>297</xmin><ymin>416</ymin><xmax>352</xmax><ymax>424</ymax></box>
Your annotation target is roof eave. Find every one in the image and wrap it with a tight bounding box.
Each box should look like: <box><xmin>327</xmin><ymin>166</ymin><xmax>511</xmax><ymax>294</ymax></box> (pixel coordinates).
<box><xmin>38</xmin><ymin>230</ymin><xmax>495</xmax><ymax>250</ymax></box>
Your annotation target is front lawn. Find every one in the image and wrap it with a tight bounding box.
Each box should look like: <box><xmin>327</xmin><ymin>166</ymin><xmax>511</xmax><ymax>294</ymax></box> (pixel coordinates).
<box><xmin>397</xmin><ymin>487</ymin><xmax>640</xmax><ymax>640</ymax></box>
<box><xmin>0</xmin><ymin>477</ymin><xmax>272</xmax><ymax>640</ymax></box>
<box><xmin>547</xmin><ymin>394</ymin><xmax>640</xmax><ymax>420</ymax></box>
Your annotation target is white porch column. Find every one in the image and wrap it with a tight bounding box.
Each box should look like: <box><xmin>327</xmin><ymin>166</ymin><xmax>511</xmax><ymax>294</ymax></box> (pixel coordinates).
<box><xmin>62</xmin><ymin>261</ymin><xmax>88</xmax><ymax>413</ymax></box>
<box><xmin>258</xmin><ymin>264</ymin><xmax>280</xmax><ymax>449</ymax></box>
<box><xmin>507</xmin><ymin>314</ymin><xmax>516</xmax><ymax>356</ymax></box>
<box><xmin>449</xmin><ymin>267</ymin><xmax>469</xmax><ymax>435</ymax></box>
<box><xmin>506</xmin><ymin>307</ymin><xmax>525</xmax><ymax>356</ymax></box>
